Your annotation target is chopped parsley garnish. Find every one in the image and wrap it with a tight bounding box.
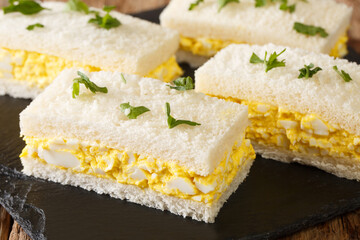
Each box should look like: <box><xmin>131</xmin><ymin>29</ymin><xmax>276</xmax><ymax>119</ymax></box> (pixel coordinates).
<box><xmin>166</xmin><ymin>102</ymin><xmax>201</xmax><ymax>129</ymax></box>
<box><xmin>293</xmin><ymin>22</ymin><xmax>328</xmax><ymax>38</ymax></box>
<box><xmin>255</xmin><ymin>0</ymin><xmax>267</xmax><ymax>7</ymax></box>
<box><xmin>255</xmin><ymin>0</ymin><xmax>295</xmax><ymax>13</ymax></box>
<box><xmin>66</xmin><ymin>0</ymin><xmax>89</xmax><ymax>14</ymax></box>
<box><xmin>250</xmin><ymin>48</ymin><xmax>286</xmax><ymax>72</ymax></box>
<box><xmin>168</xmin><ymin>76</ymin><xmax>195</xmax><ymax>91</ymax></box>
<box><xmin>298</xmin><ymin>63</ymin><xmax>322</xmax><ymax>79</ymax></box>
<box><xmin>189</xmin><ymin>0</ymin><xmax>204</xmax><ymax>10</ymax></box>
<box><xmin>3</xmin><ymin>0</ymin><xmax>49</xmax><ymax>15</ymax></box>
<box><xmin>218</xmin><ymin>0</ymin><xmax>239</xmax><ymax>12</ymax></box>
<box><xmin>120</xmin><ymin>73</ymin><xmax>127</xmax><ymax>84</ymax></box>
<box><xmin>72</xmin><ymin>71</ymin><xmax>108</xmax><ymax>98</ymax></box>
<box><xmin>88</xmin><ymin>5</ymin><xmax>121</xmax><ymax>30</ymax></box>
<box><xmin>333</xmin><ymin>66</ymin><xmax>352</xmax><ymax>83</ymax></box>
<box><xmin>279</xmin><ymin>0</ymin><xmax>295</xmax><ymax>13</ymax></box>
<box><xmin>26</xmin><ymin>23</ymin><xmax>44</xmax><ymax>31</ymax></box>
<box><xmin>120</xmin><ymin>103</ymin><xmax>150</xmax><ymax>119</ymax></box>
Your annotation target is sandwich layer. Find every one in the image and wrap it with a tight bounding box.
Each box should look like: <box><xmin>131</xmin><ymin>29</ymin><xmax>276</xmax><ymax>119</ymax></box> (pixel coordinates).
<box><xmin>21</xmin><ymin>69</ymin><xmax>250</xmax><ymax>176</ymax></box>
<box><xmin>221</xmin><ymin>98</ymin><xmax>360</xmax><ymax>180</ymax></box>
<box><xmin>195</xmin><ymin>44</ymin><xmax>360</xmax><ymax>180</ymax></box>
<box><xmin>21</xmin><ymin>152</ymin><xmax>254</xmax><ymax>223</ymax></box>
<box><xmin>179</xmin><ymin>32</ymin><xmax>349</xmax><ymax>59</ymax></box>
<box><xmin>160</xmin><ymin>0</ymin><xmax>352</xmax><ymax>58</ymax></box>
<box><xmin>0</xmin><ymin>1</ymin><xmax>182</xmax><ymax>98</ymax></box>
<box><xmin>20</xmin><ymin>69</ymin><xmax>255</xmax><ymax>222</ymax></box>
<box><xmin>0</xmin><ymin>48</ymin><xmax>181</xmax><ymax>95</ymax></box>
<box><xmin>20</xmin><ymin>136</ymin><xmax>255</xmax><ymax>205</ymax></box>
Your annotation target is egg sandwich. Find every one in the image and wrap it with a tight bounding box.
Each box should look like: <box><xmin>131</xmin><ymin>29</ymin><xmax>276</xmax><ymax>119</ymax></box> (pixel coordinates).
<box><xmin>160</xmin><ymin>0</ymin><xmax>352</xmax><ymax>67</ymax></box>
<box><xmin>0</xmin><ymin>1</ymin><xmax>182</xmax><ymax>99</ymax></box>
<box><xmin>195</xmin><ymin>43</ymin><xmax>360</xmax><ymax>181</ymax></box>
<box><xmin>19</xmin><ymin>69</ymin><xmax>255</xmax><ymax>222</ymax></box>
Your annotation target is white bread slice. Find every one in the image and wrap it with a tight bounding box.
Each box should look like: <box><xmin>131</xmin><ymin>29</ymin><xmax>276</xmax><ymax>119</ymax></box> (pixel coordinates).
<box><xmin>160</xmin><ymin>0</ymin><xmax>352</xmax><ymax>55</ymax></box>
<box><xmin>0</xmin><ymin>1</ymin><xmax>179</xmax><ymax>76</ymax></box>
<box><xmin>21</xmin><ymin>156</ymin><xmax>253</xmax><ymax>223</ymax></box>
<box><xmin>252</xmin><ymin>142</ymin><xmax>360</xmax><ymax>181</ymax></box>
<box><xmin>195</xmin><ymin>43</ymin><xmax>360</xmax><ymax>136</ymax></box>
<box><xmin>20</xmin><ymin>69</ymin><xmax>249</xmax><ymax>176</ymax></box>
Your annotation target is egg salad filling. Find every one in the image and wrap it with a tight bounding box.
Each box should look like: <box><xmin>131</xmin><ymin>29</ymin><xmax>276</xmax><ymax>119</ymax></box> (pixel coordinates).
<box><xmin>20</xmin><ymin>136</ymin><xmax>255</xmax><ymax>205</ymax></box>
<box><xmin>0</xmin><ymin>48</ymin><xmax>182</xmax><ymax>89</ymax></box>
<box><xmin>180</xmin><ymin>33</ymin><xmax>349</xmax><ymax>58</ymax></box>
<box><xmin>222</xmin><ymin>97</ymin><xmax>360</xmax><ymax>163</ymax></box>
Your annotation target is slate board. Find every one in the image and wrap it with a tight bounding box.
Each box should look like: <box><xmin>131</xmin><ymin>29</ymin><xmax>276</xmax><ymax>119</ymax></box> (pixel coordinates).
<box><xmin>1</xmin><ymin>8</ymin><xmax>360</xmax><ymax>240</ymax></box>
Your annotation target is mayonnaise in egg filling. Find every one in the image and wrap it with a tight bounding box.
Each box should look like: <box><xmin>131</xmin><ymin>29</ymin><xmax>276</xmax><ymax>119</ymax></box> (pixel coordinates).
<box><xmin>20</xmin><ymin>136</ymin><xmax>255</xmax><ymax>205</ymax></box>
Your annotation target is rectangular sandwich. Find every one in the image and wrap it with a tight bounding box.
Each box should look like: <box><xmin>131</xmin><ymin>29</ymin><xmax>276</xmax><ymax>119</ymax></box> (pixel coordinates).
<box><xmin>160</xmin><ymin>0</ymin><xmax>352</xmax><ymax>67</ymax></box>
<box><xmin>0</xmin><ymin>1</ymin><xmax>182</xmax><ymax>99</ymax></box>
<box><xmin>19</xmin><ymin>69</ymin><xmax>255</xmax><ymax>223</ymax></box>
<box><xmin>195</xmin><ymin>43</ymin><xmax>360</xmax><ymax>181</ymax></box>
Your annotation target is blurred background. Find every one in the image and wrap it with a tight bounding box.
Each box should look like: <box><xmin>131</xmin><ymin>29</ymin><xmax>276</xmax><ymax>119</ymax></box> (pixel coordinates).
<box><xmin>0</xmin><ymin>0</ymin><xmax>358</xmax><ymax>52</ymax></box>
<box><xmin>0</xmin><ymin>0</ymin><xmax>360</xmax><ymax>240</ymax></box>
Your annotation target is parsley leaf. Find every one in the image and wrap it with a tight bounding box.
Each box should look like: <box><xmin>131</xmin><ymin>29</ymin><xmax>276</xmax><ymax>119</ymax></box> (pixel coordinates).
<box><xmin>250</xmin><ymin>49</ymin><xmax>286</xmax><ymax>72</ymax></box>
<box><xmin>72</xmin><ymin>71</ymin><xmax>108</xmax><ymax>98</ymax></box>
<box><xmin>3</xmin><ymin>0</ymin><xmax>49</xmax><ymax>15</ymax></box>
<box><xmin>293</xmin><ymin>22</ymin><xmax>328</xmax><ymax>38</ymax></box>
<box><xmin>26</xmin><ymin>23</ymin><xmax>44</xmax><ymax>31</ymax></box>
<box><xmin>120</xmin><ymin>73</ymin><xmax>127</xmax><ymax>84</ymax></box>
<box><xmin>120</xmin><ymin>103</ymin><xmax>150</xmax><ymax>119</ymax></box>
<box><xmin>66</xmin><ymin>0</ymin><xmax>89</xmax><ymax>14</ymax></box>
<box><xmin>189</xmin><ymin>0</ymin><xmax>204</xmax><ymax>10</ymax></box>
<box><xmin>279</xmin><ymin>0</ymin><xmax>295</xmax><ymax>13</ymax></box>
<box><xmin>333</xmin><ymin>66</ymin><xmax>352</xmax><ymax>82</ymax></box>
<box><xmin>166</xmin><ymin>102</ymin><xmax>201</xmax><ymax>129</ymax></box>
<box><xmin>298</xmin><ymin>63</ymin><xmax>322</xmax><ymax>79</ymax></box>
<box><xmin>218</xmin><ymin>0</ymin><xmax>239</xmax><ymax>12</ymax></box>
<box><xmin>255</xmin><ymin>0</ymin><xmax>267</xmax><ymax>7</ymax></box>
<box><xmin>168</xmin><ymin>76</ymin><xmax>195</xmax><ymax>91</ymax></box>
<box><xmin>255</xmin><ymin>0</ymin><xmax>295</xmax><ymax>12</ymax></box>
<box><xmin>88</xmin><ymin>5</ymin><xmax>121</xmax><ymax>30</ymax></box>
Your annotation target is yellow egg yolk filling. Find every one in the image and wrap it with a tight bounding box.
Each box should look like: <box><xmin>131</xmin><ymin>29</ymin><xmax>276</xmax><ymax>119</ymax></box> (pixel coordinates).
<box><xmin>0</xmin><ymin>48</ymin><xmax>183</xmax><ymax>89</ymax></box>
<box><xmin>221</xmin><ymin>97</ymin><xmax>360</xmax><ymax>163</ymax></box>
<box><xmin>180</xmin><ymin>33</ymin><xmax>349</xmax><ymax>58</ymax></box>
<box><xmin>20</xmin><ymin>136</ymin><xmax>255</xmax><ymax>205</ymax></box>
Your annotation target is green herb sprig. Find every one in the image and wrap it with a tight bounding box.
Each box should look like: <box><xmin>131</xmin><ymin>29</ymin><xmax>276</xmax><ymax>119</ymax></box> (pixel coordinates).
<box><xmin>26</xmin><ymin>23</ymin><xmax>44</xmax><ymax>31</ymax></box>
<box><xmin>279</xmin><ymin>0</ymin><xmax>295</xmax><ymax>13</ymax></box>
<box><xmin>120</xmin><ymin>103</ymin><xmax>150</xmax><ymax>119</ymax></box>
<box><xmin>255</xmin><ymin>0</ymin><xmax>295</xmax><ymax>13</ymax></box>
<box><xmin>66</xmin><ymin>0</ymin><xmax>89</xmax><ymax>14</ymax></box>
<box><xmin>166</xmin><ymin>102</ymin><xmax>201</xmax><ymax>129</ymax></box>
<box><xmin>333</xmin><ymin>66</ymin><xmax>352</xmax><ymax>82</ymax></box>
<box><xmin>168</xmin><ymin>77</ymin><xmax>195</xmax><ymax>91</ymax></box>
<box><xmin>121</xmin><ymin>73</ymin><xmax>127</xmax><ymax>84</ymax></box>
<box><xmin>298</xmin><ymin>63</ymin><xmax>322</xmax><ymax>79</ymax></box>
<box><xmin>293</xmin><ymin>22</ymin><xmax>328</xmax><ymax>38</ymax></box>
<box><xmin>250</xmin><ymin>48</ymin><xmax>286</xmax><ymax>72</ymax></box>
<box><xmin>88</xmin><ymin>5</ymin><xmax>121</xmax><ymax>30</ymax></box>
<box><xmin>189</xmin><ymin>0</ymin><xmax>204</xmax><ymax>10</ymax></box>
<box><xmin>3</xmin><ymin>0</ymin><xmax>49</xmax><ymax>15</ymax></box>
<box><xmin>218</xmin><ymin>0</ymin><xmax>239</xmax><ymax>12</ymax></box>
<box><xmin>72</xmin><ymin>71</ymin><xmax>108</xmax><ymax>98</ymax></box>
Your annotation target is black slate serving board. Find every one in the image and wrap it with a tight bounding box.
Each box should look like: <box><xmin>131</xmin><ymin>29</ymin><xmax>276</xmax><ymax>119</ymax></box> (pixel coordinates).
<box><xmin>1</xmin><ymin>8</ymin><xmax>360</xmax><ymax>240</ymax></box>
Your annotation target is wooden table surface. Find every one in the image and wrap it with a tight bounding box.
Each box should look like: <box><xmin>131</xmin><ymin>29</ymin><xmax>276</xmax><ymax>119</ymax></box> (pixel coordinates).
<box><xmin>1</xmin><ymin>0</ymin><xmax>360</xmax><ymax>239</ymax></box>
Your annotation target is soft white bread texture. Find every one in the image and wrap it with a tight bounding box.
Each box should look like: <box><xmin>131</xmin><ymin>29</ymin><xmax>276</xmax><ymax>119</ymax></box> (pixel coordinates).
<box><xmin>21</xmin><ymin>156</ymin><xmax>253</xmax><ymax>223</ymax></box>
<box><xmin>0</xmin><ymin>77</ymin><xmax>41</xmax><ymax>99</ymax></box>
<box><xmin>20</xmin><ymin>69</ymin><xmax>249</xmax><ymax>176</ymax></box>
<box><xmin>160</xmin><ymin>0</ymin><xmax>352</xmax><ymax>54</ymax></box>
<box><xmin>195</xmin><ymin>43</ymin><xmax>360</xmax><ymax>136</ymax></box>
<box><xmin>0</xmin><ymin>2</ymin><xmax>179</xmax><ymax>76</ymax></box>
<box><xmin>252</xmin><ymin>143</ymin><xmax>360</xmax><ymax>181</ymax></box>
